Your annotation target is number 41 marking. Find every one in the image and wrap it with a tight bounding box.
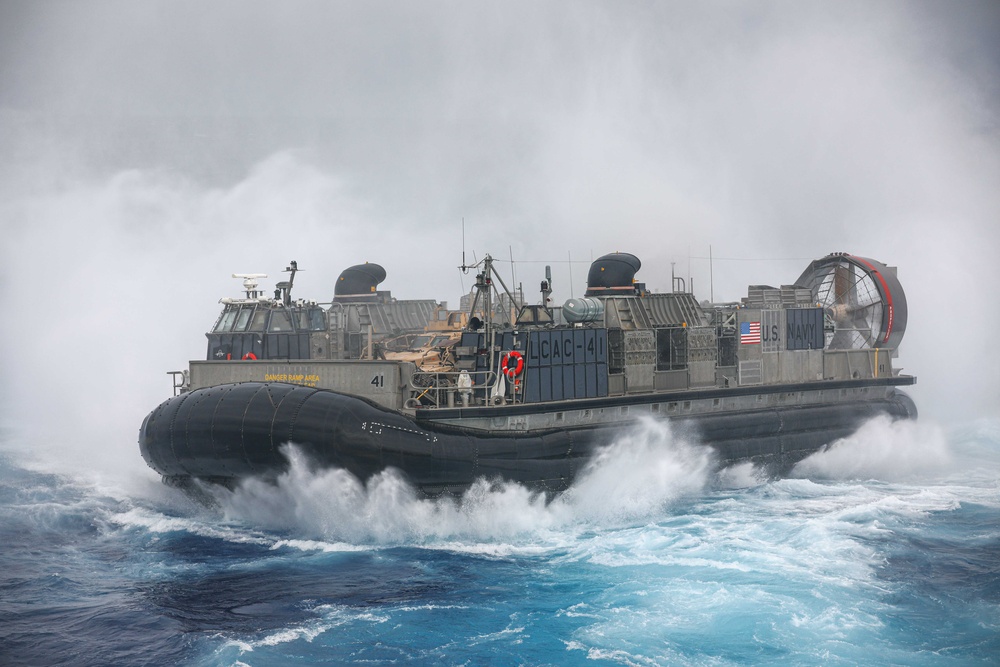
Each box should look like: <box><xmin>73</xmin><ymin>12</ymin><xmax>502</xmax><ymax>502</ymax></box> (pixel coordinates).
<box><xmin>371</xmin><ymin>374</ymin><xmax>385</xmax><ymax>388</ymax></box>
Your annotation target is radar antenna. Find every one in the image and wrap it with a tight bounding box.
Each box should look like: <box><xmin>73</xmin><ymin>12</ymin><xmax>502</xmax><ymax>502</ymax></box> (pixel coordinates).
<box><xmin>232</xmin><ymin>273</ymin><xmax>268</xmax><ymax>300</ymax></box>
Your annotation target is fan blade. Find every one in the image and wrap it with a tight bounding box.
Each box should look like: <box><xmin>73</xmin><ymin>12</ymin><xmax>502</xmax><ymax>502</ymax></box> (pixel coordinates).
<box><xmin>833</xmin><ymin>263</ymin><xmax>851</xmax><ymax>304</ymax></box>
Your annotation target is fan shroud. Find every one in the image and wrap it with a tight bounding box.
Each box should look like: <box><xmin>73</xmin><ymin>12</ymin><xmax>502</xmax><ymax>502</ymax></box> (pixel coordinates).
<box><xmin>795</xmin><ymin>253</ymin><xmax>907</xmax><ymax>350</ymax></box>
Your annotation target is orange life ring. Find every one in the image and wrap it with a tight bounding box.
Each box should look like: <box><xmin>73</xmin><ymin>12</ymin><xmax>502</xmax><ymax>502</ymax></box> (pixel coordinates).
<box><xmin>501</xmin><ymin>351</ymin><xmax>524</xmax><ymax>379</ymax></box>
<box><xmin>242</xmin><ymin>352</ymin><xmax>258</xmax><ymax>360</ymax></box>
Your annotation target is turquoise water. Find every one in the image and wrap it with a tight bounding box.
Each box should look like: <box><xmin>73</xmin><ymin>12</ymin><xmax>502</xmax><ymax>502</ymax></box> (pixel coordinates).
<box><xmin>2</xmin><ymin>416</ymin><xmax>998</xmax><ymax>665</ymax></box>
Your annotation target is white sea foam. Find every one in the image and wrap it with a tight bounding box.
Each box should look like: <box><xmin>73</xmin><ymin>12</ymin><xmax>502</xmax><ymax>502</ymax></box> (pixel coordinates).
<box><xmin>556</xmin><ymin>418</ymin><xmax>715</xmax><ymax>524</ymax></box>
<box><xmin>212</xmin><ymin>414</ymin><xmax>987</xmax><ymax>550</ymax></box>
<box><xmin>212</xmin><ymin>414</ymin><xmax>980</xmax><ymax>547</ymax></box>
<box><xmin>214</xmin><ymin>417</ymin><xmax>714</xmax><ymax>544</ymax></box>
<box><xmin>714</xmin><ymin>460</ymin><xmax>767</xmax><ymax>489</ymax></box>
<box><xmin>108</xmin><ymin>506</ymin><xmax>274</xmax><ymax>546</ymax></box>
<box><xmin>792</xmin><ymin>415</ymin><xmax>951</xmax><ymax>482</ymax></box>
<box><xmin>218</xmin><ymin>607</ymin><xmax>388</xmax><ymax>656</ymax></box>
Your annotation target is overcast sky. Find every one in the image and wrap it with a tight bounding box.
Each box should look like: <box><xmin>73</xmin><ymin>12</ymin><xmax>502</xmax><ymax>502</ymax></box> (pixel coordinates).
<box><xmin>1</xmin><ymin>1</ymin><xmax>998</xmax><ymax>472</ymax></box>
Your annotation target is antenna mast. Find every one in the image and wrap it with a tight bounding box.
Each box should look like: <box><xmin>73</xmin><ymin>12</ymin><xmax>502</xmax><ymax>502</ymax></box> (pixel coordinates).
<box><xmin>540</xmin><ymin>265</ymin><xmax>552</xmax><ymax>307</ymax></box>
<box><xmin>274</xmin><ymin>260</ymin><xmax>299</xmax><ymax>305</ymax></box>
<box><xmin>709</xmin><ymin>244</ymin><xmax>714</xmax><ymax>302</ymax></box>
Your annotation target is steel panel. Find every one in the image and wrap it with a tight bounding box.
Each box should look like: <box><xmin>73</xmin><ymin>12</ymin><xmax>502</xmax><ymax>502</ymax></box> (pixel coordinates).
<box><xmin>526</xmin><ymin>331</ymin><xmax>540</xmax><ymax>366</ymax></box>
<box><xmin>575</xmin><ymin>329</ymin><xmax>588</xmax><ymax>365</ymax></box>
<box><xmin>595</xmin><ymin>329</ymin><xmax>608</xmax><ymax>363</ymax></box>
<box><xmin>786</xmin><ymin>308</ymin><xmax>825</xmax><ymax>350</ymax></box>
<box><xmin>561</xmin><ymin>330</ymin><xmax>578</xmax><ymax>365</ymax></box>
<box><xmin>524</xmin><ymin>366</ymin><xmax>541</xmax><ymax>403</ymax></box>
<box><xmin>585</xmin><ymin>362</ymin><xmax>598</xmax><ymax>397</ymax></box>
<box><xmin>539</xmin><ymin>366</ymin><xmax>552</xmax><ymax>402</ymax></box>
<box><xmin>538</xmin><ymin>331</ymin><xmax>552</xmax><ymax>367</ymax></box>
<box><xmin>761</xmin><ymin>310</ymin><xmax>782</xmax><ymax>353</ymax></box>
<box><xmin>564</xmin><ymin>364</ymin><xmax>578</xmax><ymax>399</ymax></box>
<box><xmin>550</xmin><ymin>330</ymin><xmax>566</xmax><ymax>365</ymax></box>
<box><xmin>550</xmin><ymin>363</ymin><xmax>564</xmax><ymax>400</ymax></box>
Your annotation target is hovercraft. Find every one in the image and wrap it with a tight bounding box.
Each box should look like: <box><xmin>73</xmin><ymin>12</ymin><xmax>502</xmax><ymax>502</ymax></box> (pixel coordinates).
<box><xmin>139</xmin><ymin>252</ymin><xmax>916</xmax><ymax>496</ymax></box>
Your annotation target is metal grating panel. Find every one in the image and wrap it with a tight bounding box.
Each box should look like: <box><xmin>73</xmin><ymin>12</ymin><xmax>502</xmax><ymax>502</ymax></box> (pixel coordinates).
<box><xmin>687</xmin><ymin>327</ymin><xmax>717</xmax><ymax>362</ymax></box>
<box><xmin>739</xmin><ymin>359</ymin><xmax>762</xmax><ymax>386</ymax></box>
<box><xmin>744</xmin><ymin>285</ymin><xmax>814</xmax><ymax>308</ymax></box>
<box><xmin>642</xmin><ymin>293</ymin><xmax>705</xmax><ymax>327</ymax></box>
<box><xmin>384</xmin><ymin>300</ymin><xmax>438</xmax><ymax>333</ymax></box>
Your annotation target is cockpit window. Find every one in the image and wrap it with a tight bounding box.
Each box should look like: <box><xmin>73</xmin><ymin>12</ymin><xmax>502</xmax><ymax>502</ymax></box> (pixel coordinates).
<box><xmin>250</xmin><ymin>307</ymin><xmax>269</xmax><ymax>331</ymax></box>
<box><xmin>309</xmin><ymin>308</ymin><xmax>326</xmax><ymax>330</ymax></box>
<box><xmin>235</xmin><ymin>306</ymin><xmax>254</xmax><ymax>331</ymax></box>
<box><xmin>214</xmin><ymin>308</ymin><xmax>238</xmax><ymax>332</ymax></box>
<box><xmin>298</xmin><ymin>308</ymin><xmax>326</xmax><ymax>331</ymax></box>
<box><xmin>268</xmin><ymin>309</ymin><xmax>292</xmax><ymax>332</ymax></box>
<box><xmin>410</xmin><ymin>335</ymin><xmax>432</xmax><ymax>349</ymax></box>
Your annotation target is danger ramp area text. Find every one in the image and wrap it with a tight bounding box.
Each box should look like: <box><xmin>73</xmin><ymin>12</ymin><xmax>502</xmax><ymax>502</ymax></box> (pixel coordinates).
<box><xmin>263</xmin><ymin>373</ymin><xmax>320</xmax><ymax>387</ymax></box>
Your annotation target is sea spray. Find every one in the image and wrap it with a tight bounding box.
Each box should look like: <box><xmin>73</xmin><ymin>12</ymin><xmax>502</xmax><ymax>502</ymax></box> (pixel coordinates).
<box><xmin>792</xmin><ymin>414</ymin><xmax>950</xmax><ymax>482</ymax></box>
<box><xmin>554</xmin><ymin>417</ymin><xmax>715</xmax><ymax>524</ymax></box>
<box><xmin>215</xmin><ymin>418</ymin><xmax>714</xmax><ymax>543</ymax></box>
<box><xmin>215</xmin><ymin>447</ymin><xmax>555</xmax><ymax>544</ymax></box>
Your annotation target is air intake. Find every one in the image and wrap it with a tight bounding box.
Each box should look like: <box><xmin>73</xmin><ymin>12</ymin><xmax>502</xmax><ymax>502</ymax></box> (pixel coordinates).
<box><xmin>333</xmin><ymin>263</ymin><xmax>387</xmax><ymax>302</ymax></box>
<box><xmin>584</xmin><ymin>252</ymin><xmax>641</xmax><ymax>297</ymax></box>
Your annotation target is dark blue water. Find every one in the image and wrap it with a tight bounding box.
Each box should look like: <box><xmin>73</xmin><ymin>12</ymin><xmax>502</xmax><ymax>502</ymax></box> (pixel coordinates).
<box><xmin>2</xmin><ymin>416</ymin><xmax>998</xmax><ymax>666</ymax></box>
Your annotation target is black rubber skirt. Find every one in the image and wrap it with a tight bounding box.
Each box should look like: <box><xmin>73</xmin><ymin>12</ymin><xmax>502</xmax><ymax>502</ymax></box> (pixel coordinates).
<box><xmin>139</xmin><ymin>382</ymin><xmax>917</xmax><ymax>495</ymax></box>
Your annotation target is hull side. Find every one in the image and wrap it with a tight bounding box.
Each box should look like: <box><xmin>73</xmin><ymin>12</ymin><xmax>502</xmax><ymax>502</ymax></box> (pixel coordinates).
<box><xmin>139</xmin><ymin>382</ymin><xmax>917</xmax><ymax>495</ymax></box>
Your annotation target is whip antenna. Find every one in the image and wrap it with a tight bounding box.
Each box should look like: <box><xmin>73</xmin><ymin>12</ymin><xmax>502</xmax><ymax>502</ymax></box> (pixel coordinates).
<box><xmin>509</xmin><ymin>245</ymin><xmax>516</xmax><ymax>290</ymax></box>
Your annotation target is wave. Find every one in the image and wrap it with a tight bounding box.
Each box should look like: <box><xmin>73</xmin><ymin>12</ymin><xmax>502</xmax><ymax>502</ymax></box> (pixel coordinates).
<box><xmin>4</xmin><ymin>417</ymin><xmax>999</xmax><ymax>666</ymax></box>
<box><xmin>791</xmin><ymin>414</ymin><xmax>952</xmax><ymax>482</ymax></box>
<box><xmin>210</xmin><ymin>417</ymin><xmax>717</xmax><ymax>546</ymax></box>
<box><xmin>208</xmin><ymin>413</ymin><xmax>1000</xmax><ymax>549</ymax></box>
<box><xmin>10</xmin><ymin>413</ymin><xmax>994</xmax><ymax>556</ymax></box>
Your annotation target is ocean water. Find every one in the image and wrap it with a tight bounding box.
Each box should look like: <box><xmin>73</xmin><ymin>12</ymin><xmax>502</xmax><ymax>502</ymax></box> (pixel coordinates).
<box><xmin>1</xmin><ymin>416</ymin><xmax>998</xmax><ymax>666</ymax></box>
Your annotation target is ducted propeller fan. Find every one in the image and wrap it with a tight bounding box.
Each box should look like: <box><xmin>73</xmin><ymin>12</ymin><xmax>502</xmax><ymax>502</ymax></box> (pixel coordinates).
<box><xmin>795</xmin><ymin>253</ymin><xmax>907</xmax><ymax>350</ymax></box>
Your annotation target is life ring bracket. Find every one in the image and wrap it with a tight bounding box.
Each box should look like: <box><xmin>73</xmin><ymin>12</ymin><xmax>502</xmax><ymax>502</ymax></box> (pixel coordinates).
<box><xmin>500</xmin><ymin>351</ymin><xmax>524</xmax><ymax>379</ymax></box>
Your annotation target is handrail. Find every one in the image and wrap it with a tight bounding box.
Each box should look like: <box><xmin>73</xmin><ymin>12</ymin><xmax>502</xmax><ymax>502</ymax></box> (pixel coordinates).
<box><xmin>167</xmin><ymin>370</ymin><xmax>189</xmax><ymax>396</ymax></box>
<box><xmin>407</xmin><ymin>369</ymin><xmax>504</xmax><ymax>408</ymax></box>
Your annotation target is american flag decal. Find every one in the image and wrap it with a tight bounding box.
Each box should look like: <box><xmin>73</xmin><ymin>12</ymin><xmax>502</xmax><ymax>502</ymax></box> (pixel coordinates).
<box><xmin>740</xmin><ymin>321</ymin><xmax>761</xmax><ymax>345</ymax></box>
